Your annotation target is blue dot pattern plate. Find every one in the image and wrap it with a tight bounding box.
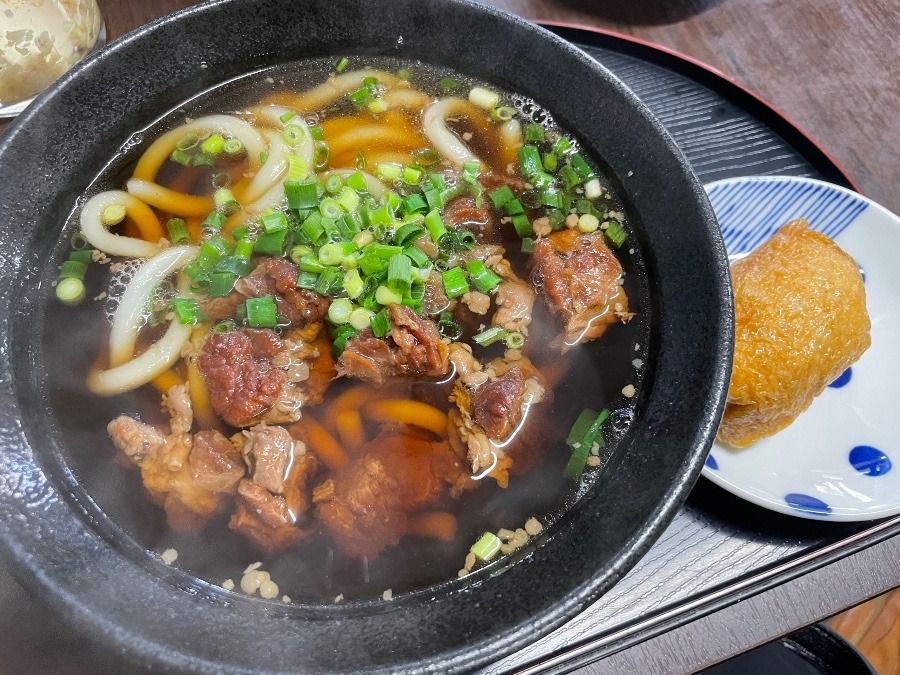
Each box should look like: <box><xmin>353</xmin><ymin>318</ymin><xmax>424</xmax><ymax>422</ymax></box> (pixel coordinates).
<box><xmin>703</xmin><ymin>176</ymin><xmax>899</xmax><ymax>521</ymax></box>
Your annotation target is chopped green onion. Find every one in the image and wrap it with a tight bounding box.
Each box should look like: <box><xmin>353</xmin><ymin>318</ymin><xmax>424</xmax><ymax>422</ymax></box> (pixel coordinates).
<box><xmin>546</xmin><ymin>209</ymin><xmax>566</xmax><ymax>229</ymax></box>
<box><xmin>370</xmin><ymin>308</ymin><xmax>391</xmax><ymax>337</ymax></box>
<box><xmin>287</xmin><ymin>154</ymin><xmax>309</xmax><ymax>181</ymax></box>
<box><xmin>540</xmin><ymin>188</ymin><xmax>564</xmax><ymax>210</ymax></box>
<box><xmin>192</xmin><ymin>151</ymin><xmax>216</xmax><ymax>167</ymax></box>
<box><xmin>542</xmin><ymin>152</ymin><xmax>558</xmax><ymax>172</ymax></box>
<box><xmin>283</xmin><ymin>124</ymin><xmax>307</xmax><ymax>147</ymax></box>
<box><xmin>170</xmin><ymin>149</ymin><xmax>192</xmax><ymax>166</ymax></box>
<box><xmin>234</xmin><ymin>236</ymin><xmax>255</xmax><ymax>259</ymax></box>
<box><xmin>176</xmin><ymin>134</ymin><xmax>200</xmax><ymax>151</ymax></box>
<box><xmin>346</xmin><ymin>171</ymin><xmax>368</xmax><ymax>193</ymax></box>
<box><xmin>563</xmin><ymin>408</ymin><xmax>610</xmax><ymax>480</ymax></box>
<box><xmin>412</xmin><ymin>148</ymin><xmax>440</xmax><ymax>167</ymax></box>
<box><xmin>244</xmin><ymin>297</ymin><xmax>277</xmax><ymax>328</ymax></box>
<box><xmin>59</xmin><ymin>259</ymin><xmax>87</xmax><ymax>280</ymax></box>
<box><xmin>296</xmin><ymin>270</ymin><xmax>319</xmax><ymax>290</ymax></box>
<box><xmin>213</xmin><ymin>320</ymin><xmax>236</xmax><ymax>333</ymax></box>
<box><xmin>578</xmin><ymin>213</ymin><xmax>600</xmax><ymax>233</ymax></box>
<box><xmin>349</xmin><ymin>307</ymin><xmax>374</xmax><ymax>331</ymax></box>
<box><xmin>461</xmin><ymin>161</ymin><xmax>481</xmax><ymax>185</ymax></box>
<box><xmin>200</xmin><ymin>133</ymin><xmax>225</xmax><ymax>155</ymax></box>
<box><xmin>403</xmin><ymin>245</ymin><xmax>430</xmax><ymax>267</ymax></box>
<box><xmin>254</xmin><ymin>230</ymin><xmax>287</xmax><ymax>256</ymax></box>
<box><xmin>439</xmin><ymin>77</ymin><xmax>459</xmax><ymax>93</ymax></box>
<box><xmin>524</xmin><ymin>123</ymin><xmax>545</xmax><ymax>143</ymax></box>
<box><xmin>166</xmin><ymin>217</ymin><xmax>189</xmax><ymax>245</ymax></box>
<box><xmin>353</xmin><ymin>230</ymin><xmax>375</xmax><ymax>248</ymax></box>
<box><xmin>223</xmin><ymin>138</ymin><xmax>244</xmax><ymax>156</ymax></box>
<box><xmin>101</xmin><ymin>203</ymin><xmax>126</xmax><ymax>226</ymax></box>
<box><xmin>472</xmin><ymin>326</ymin><xmax>509</xmax><ymax>347</ymax></box>
<box><xmin>202</xmin><ymin>211</ymin><xmax>227</xmax><ymax>231</ymax></box>
<box><xmin>505</xmin><ymin>331</ymin><xmax>525</xmax><ymax>349</ymax></box>
<box><xmin>337</xmin><ymin>186</ymin><xmax>361</xmax><ymax>212</ymax></box>
<box><xmin>55</xmin><ymin>278</ymin><xmax>85</xmax><ymax>306</ymax></box>
<box><xmin>208</xmin><ymin>271</ymin><xmax>237</xmax><ymax>297</ymax></box>
<box><xmin>343</xmin><ymin>268</ymin><xmax>364</xmax><ymax>299</ymax></box>
<box><xmin>488</xmin><ymin>186</ymin><xmax>515</xmax><ymax>212</ymax></box>
<box><xmin>279</xmin><ymin>110</ymin><xmax>298</xmax><ymax>124</ymax></box>
<box><xmin>490</xmin><ymin>106</ymin><xmax>516</xmax><ymax>123</ymax></box>
<box><xmin>518</xmin><ymin>145</ymin><xmax>542</xmax><ymax>176</ymax></box>
<box><xmin>569</xmin><ymin>153</ymin><xmax>595</xmax><ymax>180</ymax></box>
<box><xmin>313</xmin><ymin>143</ymin><xmax>330</xmax><ymax>170</ymax></box>
<box><xmin>327</xmin><ymin>298</ymin><xmax>354</xmax><ymax>325</ymax></box>
<box><xmin>68</xmin><ymin>249</ymin><xmax>93</xmax><ymax>265</ymax></box>
<box><xmin>397</xmin><ymin>68</ymin><xmax>411</xmax><ymax>81</ymax></box>
<box><xmin>504</xmin><ymin>198</ymin><xmax>524</xmax><ymax>216</ymax></box>
<box><xmin>212</xmin><ymin>172</ymin><xmax>232</xmax><ymax>189</ymax></box>
<box><xmin>530</xmin><ymin>171</ymin><xmax>554</xmax><ymax>190</ymax></box>
<box><xmin>319</xmin><ymin>197</ymin><xmax>344</xmax><ymax>220</ymax></box>
<box><xmin>394</xmin><ymin>222</ymin><xmax>425</xmax><ymax>247</ymax></box>
<box><xmin>368</xmin><ymin>98</ymin><xmax>388</xmax><ymax>114</ymax></box>
<box><xmin>319</xmin><ymin>241</ymin><xmax>356</xmax><ymax>266</ymax></box>
<box><xmin>376</xmin><ymin>162</ymin><xmax>403</xmax><ymax>182</ymax></box>
<box><xmin>469</xmin><ymin>86</ymin><xmax>500</xmax><ymax>110</ymax></box>
<box><xmin>323</xmin><ymin>174</ymin><xmax>343</xmax><ymax>195</ymax></box>
<box><xmin>604</xmin><ymin>220</ymin><xmax>627</xmax><ymax>248</ymax></box>
<box><xmin>402</xmin><ymin>165</ymin><xmax>423</xmax><ymax>185</ymax></box>
<box><xmin>466</xmin><ymin>260</ymin><xmax>502</xmax><ymax>293</ymax></box>
<box><xmin>315</xmin><ymin>267</ymin><xmax>344</xmax><ymax>296</ymax></box>
<box><xmin>213</xmin><ymin>187</ymin><xmax>235</xmax><ymax>208</ymax></box>
<box><xmin>558</xmin><ymin>164</ymin><xmax>582</xmax><ymax>189</ymax></box>
<box><xmin>511</xmin><ymin>214</ymin><xmax>532</xmax><ymax>238</ymax></box>
<box><xmin>584</xmin><ymin>177</ymin><xmax>603</xmax><ymax>200</ymax></box>
<box><xmin>261</xmin><ymin>211</ymin><xmax>288</xmax><ymax>233</ymax></box>
<box><xmin>441</xmin><ymin>266</ymin><xmax>469</xmax><ymax>299</ymax></box>
<box><xmin>521</xmin><ymin>237</ymin><xmax>534</xmax><ymax>253</ymax></box>
<box><xmin>302</xmin><ymin>213</ymin><xmax>326</xmax><ymax>245</ymax></box>
<box><xmin>424</xmin><ymin>209</ymin><xmax>447</xmax><ymax>243</ymax></box>
<box><xmin>349</xmin><ymin>85</ymin><xmax>373</xmax><ymax>110</ymax></box>
<box><xmin>552</xmin><ymin>136</ymin><xmax>573</xmax><ymax>155</ymax></box>
<box><xmin>375</xmin><ymin>284</ymin><xmax>403</xmax><ymax>306</ymax></box>
<box><xmin>437</xmin><ymin>313</ymin><xmax>462</xmax><ymax>341</ymax></box>
<box><xmin>309</xmin><ymin>125</ymin><xmax>325</xmax><ymax>141</ymax></box>
<box><xmin>214</xmin><ymin>255</ymin><xmax>255</xmax><ymax>277</ymax></box>
<box><xmin>172</xmin><ymin>298</ymin><xmax>208</xmax><ymax>325</ymax></box>
<box><xmin>387</xmin><ymin>254</ymin><xmax>413</xmax><ymax>294</ymax></box>
<box><xmin>284</xmin><ymin>179</ymin><xmax>319</xmax><ymax>210</ymax></box>
<box><xmin>402</xmin><ymin>193</ymin><xmax>428</xmax><ymax>215</ymax></box>
<box><xmin>290</xmin><ymin>245</ymin><xmax>313</xmax><ymax>265</ymax></box>
<box><xmin>470</xmin><ymin>532</ymin><xmax>502</xmax><ymax>562</ymax></box>
<box><xmin>336</xmin><ymin>57</ymin><xmax>349</xmax><ymax>73</ymax></box>
<box><xmin>331</xmin><ymin>324</ymin><xmax>359</xmax><ymax>357</ymax></box>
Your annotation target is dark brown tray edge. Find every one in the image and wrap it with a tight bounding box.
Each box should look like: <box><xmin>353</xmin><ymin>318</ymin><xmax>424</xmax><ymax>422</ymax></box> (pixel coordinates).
<box><xmin>539</xmin><ymin>22</ymin><xmax>860</xmax><ymax>193</ymax></box>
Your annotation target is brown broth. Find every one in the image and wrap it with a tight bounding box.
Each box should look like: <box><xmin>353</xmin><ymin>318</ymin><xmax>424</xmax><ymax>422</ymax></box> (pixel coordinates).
<box><xmin>43</xmin><ymin>56</ymin><xmax>650</xmax><ymax>602</ymax></box>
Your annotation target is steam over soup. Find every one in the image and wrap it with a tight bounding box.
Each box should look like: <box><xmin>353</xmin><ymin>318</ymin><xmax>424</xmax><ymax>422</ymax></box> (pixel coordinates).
<box><xmin>46</xmin><ymin>58</ymin><xmax>648</xmax><ymax>601</ymax></box>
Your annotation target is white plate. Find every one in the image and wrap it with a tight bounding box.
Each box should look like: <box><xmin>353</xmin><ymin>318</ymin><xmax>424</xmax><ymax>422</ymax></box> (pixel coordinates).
<box><xmin>703</xmin><ymin>176</ymin><xmax>899</xmax><ymax>521</ymax></box>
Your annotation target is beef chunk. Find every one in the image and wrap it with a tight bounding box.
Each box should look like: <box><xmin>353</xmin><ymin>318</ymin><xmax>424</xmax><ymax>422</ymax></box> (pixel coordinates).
<box><xmin>313</xmin><ymin>432</ymin><xmax>471</xmax><ymax>558</ymax></box>
<box><xmin>202</xmin><ymin>258</ymin><xmax>329</xmax><ymax>328</ymax></box>
<box><xmin>198</xmin><ymin>329</ymin><xmax>286</xmax><ymax>428</ymax></box>
<box><xmin>444</xmin><ymin>195</ymin><xmax>503</xmax><ymax>243</ymax></box>
<box><xmin>530</xmin><ymin>229</ymin><xmax>629</xmax><ymax>347</ymax></box>
<box><xmin>241</xmin><ymin>424</ymin><xmax>296</xmax><ymax>494</ymax></box>
<box><xmin>107</xmin><ymin>384</ymin><xmax>244</xmax><ymax>532</ymax></box>
<box><xmin>471</xmin><ymin>367</ymin><xmax>525</xmax><ymax>441</ymax></box>
<box><xmin>190</xmin><ymin>430</ymin><xmax>246</xmax><ymax>494</ymax></box>
<box><xmin>229</xmin><ymin>439</ymin><xmax>319</xmax><ymax>554</ymax></box>
<box><xmin>339</xmin><ymin>305</ymin><xmax>449</xmax><ymax>384</ymax></box>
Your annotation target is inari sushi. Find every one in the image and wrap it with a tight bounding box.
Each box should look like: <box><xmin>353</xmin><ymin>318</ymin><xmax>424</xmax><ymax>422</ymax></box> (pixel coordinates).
<box><xmin>718</xmin><ymin>219</ymin><xmax>871</xmax><ymax>448</ymax></box>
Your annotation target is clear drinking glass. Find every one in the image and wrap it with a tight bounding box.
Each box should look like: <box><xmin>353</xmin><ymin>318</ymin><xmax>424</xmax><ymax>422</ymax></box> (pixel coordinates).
<box><xmin>0</xmin><ymin>0</ymin><xmax>105</xmax><ymax>118</ymax></box>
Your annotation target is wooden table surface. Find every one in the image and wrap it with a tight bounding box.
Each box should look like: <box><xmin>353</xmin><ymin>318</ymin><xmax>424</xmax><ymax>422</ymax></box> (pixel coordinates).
<box><xmin>2</xmin><ymin>0</ymin><xmax>899</xmax><ymax>672</ymax></box>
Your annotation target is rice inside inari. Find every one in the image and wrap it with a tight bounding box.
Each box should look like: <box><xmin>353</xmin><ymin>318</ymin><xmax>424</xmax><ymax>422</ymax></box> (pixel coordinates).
<box><xmin>718</xmin><ymin>218</ymin><xmax>871</xmax><ymax>448</ymax></box>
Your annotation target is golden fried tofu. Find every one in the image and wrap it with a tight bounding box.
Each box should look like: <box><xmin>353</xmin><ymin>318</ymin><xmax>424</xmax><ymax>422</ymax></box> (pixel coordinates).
<box><xmin>718</xmin><ymin>219</ymin><xmax>871</xmax><ymax>447</ymax></box>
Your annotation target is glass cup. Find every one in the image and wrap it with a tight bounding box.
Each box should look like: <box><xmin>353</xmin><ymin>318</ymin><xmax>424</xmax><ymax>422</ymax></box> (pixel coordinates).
<box><xmin>0</xmin><ymin>0</ymin><xmax>105</xmax><ymax>118</ymax></box>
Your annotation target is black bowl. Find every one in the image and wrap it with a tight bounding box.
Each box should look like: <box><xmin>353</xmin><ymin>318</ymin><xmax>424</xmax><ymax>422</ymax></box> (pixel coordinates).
<box><xmin>0</xmin><ymin>0</ymin><xmax>732</xmax><ymax>672</ymax></box>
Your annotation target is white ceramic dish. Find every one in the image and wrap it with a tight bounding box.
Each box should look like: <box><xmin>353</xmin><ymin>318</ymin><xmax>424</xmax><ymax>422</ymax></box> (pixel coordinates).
<box><xmin>703</xmin><ymin>175</ymin><xmax>899</xmax><ymax>521</ymax></box>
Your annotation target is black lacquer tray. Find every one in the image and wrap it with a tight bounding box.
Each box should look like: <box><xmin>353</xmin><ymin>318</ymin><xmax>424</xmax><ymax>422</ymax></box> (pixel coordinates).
<box><xmin>476</xmin><ymin>24</ymin><xmax>900</xmax><ymax>674</ymax></box>
<box><xmin>1</xmin><ymin>21</ymin><xmax>897</xmax><ymax>675</ymax></box>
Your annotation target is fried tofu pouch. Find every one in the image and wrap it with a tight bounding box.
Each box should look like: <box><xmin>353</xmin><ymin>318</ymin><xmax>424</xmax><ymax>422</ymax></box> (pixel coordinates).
<box><xmin>718</xmin><ymin>219</ymin><xmax>871</xmax><ymax>448</ymax></box>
